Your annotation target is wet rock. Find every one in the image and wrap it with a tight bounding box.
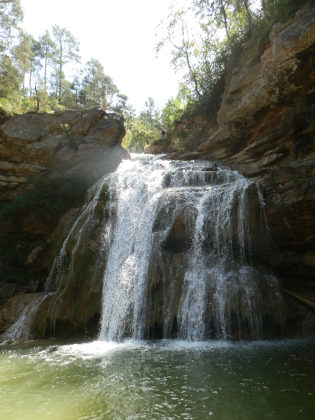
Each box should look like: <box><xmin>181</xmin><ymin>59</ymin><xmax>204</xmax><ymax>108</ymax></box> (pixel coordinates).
<box><xmin>163</xmin><ymin>214</ymin><xmax>192</xmax><ymax>253</ymax></box>
<box><xmin>171</xmin><ymin>5</ymin><xmax>315</xmax><ymax>314</ymax></box>
<box><xmin>0</xmin><ymin>108</ymin><xmax>128</xmax><ymax>337</ymax></box>
<box><xmin>0</xmin><ymin>293</ymin><xmax>41</xmax><ymax>334</ymax></box>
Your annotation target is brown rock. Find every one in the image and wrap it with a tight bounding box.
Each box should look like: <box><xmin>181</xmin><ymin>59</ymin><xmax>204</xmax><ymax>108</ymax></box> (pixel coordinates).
<box><xmin>0</xmin><ymin>108</ymin><xmax>128</xmax><ymax>337</ymax></box>
<box><xmin>172</xmin><ymin>5</ymin><xmax>315</xmax><ymax>318</ymax></box>
<box><xmin>0</xmin><ymin>107</ymin><xmax>128</xmax><ymax>199</ymax></box>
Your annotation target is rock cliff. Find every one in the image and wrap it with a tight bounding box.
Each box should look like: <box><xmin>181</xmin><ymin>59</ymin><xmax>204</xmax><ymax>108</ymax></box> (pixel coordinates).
<box><xmin>0</xmin><ymin>107</ymin><xmax>126</xmax><ymax>199</ymax></box>
<box><xmin>171</xmin><ymin>5</ymin><xmax>315</xmax><ymax>333</ymax></box>
<box><xmin>0</xmin><ymin>107</ymin><xmax>127</xmax><ymax>338</ymax></box>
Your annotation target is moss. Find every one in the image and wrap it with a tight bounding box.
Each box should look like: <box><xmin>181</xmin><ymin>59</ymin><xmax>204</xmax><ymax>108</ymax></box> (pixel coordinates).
<box><xmin>224</xmin><ymin>96</ymin><xmax>234</xmax><ymax>105</ymax></box>
<box><xmin>0</xmin><ymin>174</ymin><xmax>92</xmax><ymax>290</ymax></box>
<box><xmin>0</xmin><ymin>174</ymin><xmax>91</xmax><ymax>220</ymax></box>
<box><xmin>0</xmin><ymin>232</ymin><xmax>47</xmax><ymax>286</ymax></box>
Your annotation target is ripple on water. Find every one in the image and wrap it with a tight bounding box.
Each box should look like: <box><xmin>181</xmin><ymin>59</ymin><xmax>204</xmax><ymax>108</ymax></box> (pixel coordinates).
<box><xmin>0</xmin><ymin>339</ymin><xmax>314</xmax><ymax>420</ymax></box>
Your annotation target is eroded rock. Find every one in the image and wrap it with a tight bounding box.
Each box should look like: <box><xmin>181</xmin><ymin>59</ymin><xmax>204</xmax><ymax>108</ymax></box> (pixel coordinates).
<box><xmin>0</xmin><ymin>108</ymin><xmax>128</xmax><ymax>337</ymax></box>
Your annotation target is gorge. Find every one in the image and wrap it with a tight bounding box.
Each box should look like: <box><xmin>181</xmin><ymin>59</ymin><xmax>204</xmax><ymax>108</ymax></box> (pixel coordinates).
<box><xmin>0</xmin><ymin>153</ymin><xmax>314</xmax><ymax>420</ymax></box>
<box><xmin>0</xmin><ymin>2</ymin><xmax>314</xmax><ymax>418</ymax></box>
<box><xmin>1</xmin><ymin>3</ymin><xmax>314</xmax><ymax>341</ymax></box>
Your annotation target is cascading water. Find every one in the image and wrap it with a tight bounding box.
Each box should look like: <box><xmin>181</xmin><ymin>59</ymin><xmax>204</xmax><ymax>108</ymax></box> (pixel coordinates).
<box><xmin>2</xmin><ymin>153</ymin><xmax>284</xmax><ymax>343</ymax></box>
<box><xmin>98</xmin><ymin>154</ymin><xmax>283</xmax><ymax>341</ymax></box>
<box><xmin>1</xmin><ymin>179</ymin><xmax>107</xmax><ymax>343</ymax></box>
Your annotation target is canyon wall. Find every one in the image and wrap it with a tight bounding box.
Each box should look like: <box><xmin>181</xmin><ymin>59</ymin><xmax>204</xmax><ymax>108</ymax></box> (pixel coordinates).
<box><xmin>171</xmin><ymin>5</ymin><xmax>315</xmax><ymax>333</ymax></box>
<box><xmin>0</xmin><ymin>107</ymin><xmax>127</xmax><ymax>337</ymax></box>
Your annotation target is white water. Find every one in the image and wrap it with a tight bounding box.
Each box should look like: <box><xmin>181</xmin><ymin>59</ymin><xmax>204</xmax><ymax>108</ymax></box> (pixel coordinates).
<box><xmin>99</xmin><ymin>154</ymin><xmax>283</xmax><ymax>341</ymax></box>
<box><xmin>2</xmin><ymin>153</ymin><xmax>283</xmax><ymax>343</ymax></box>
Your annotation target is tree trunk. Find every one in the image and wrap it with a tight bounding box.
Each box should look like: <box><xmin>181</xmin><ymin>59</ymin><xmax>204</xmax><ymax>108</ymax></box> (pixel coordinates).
<box><xmin>181</xmin><ymin>25</ymin><xmax>202</xmax><ymax>100</ymax></box>
<box><xmin>22</xmin><ymin>73</ymin><xmax>25</xmax><ymax>96</ymax></box>
<box><xmin>44</xmin><ymin>50</ymin><xmax>47</xmax><ymax>90</ymax></box>
<box><xmin>219</xmin><ymin>0</ymin><xmax>230</xmax><ymax>42</ymax></box>
<box><xmin>29</xmin><ymin>68</ymin><xmax>32</xmax><ymax>97</ymax></box>
<box><xmin>243</xmin><ymin>0</ymin><xmax>254</xmax><ymax>35</ymax></box>
<box><xmin>34</xmin><ymin>86</ymin><xmax>40</xmax><ymax>112</ymax></box>
<box><xmin>58</xmin><ymin>43</ymin><xmax>63</xmax><ymax>103</ymax></box>
<box><xmin>58</xmin><ymin>62</ymin><xmax>62</xmax><ymax>103</ymax></box>
<box><xmin>185</xmin><ymin>49</ymin><xmax>202</xmax><ymax>100</ymax></box>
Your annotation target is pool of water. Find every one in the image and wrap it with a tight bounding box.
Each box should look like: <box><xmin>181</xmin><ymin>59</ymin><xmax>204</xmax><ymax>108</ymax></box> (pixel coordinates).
<box><xmin>0</xmin><ymin>339</ymin><xmax>314</xmax><ymax>419</ymax></box>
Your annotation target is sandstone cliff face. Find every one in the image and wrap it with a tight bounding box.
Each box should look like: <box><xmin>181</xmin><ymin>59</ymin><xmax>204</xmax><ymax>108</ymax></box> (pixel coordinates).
<box><xmin>0</xmin><ymin>107</ymin><xmax>127</xmax><ymax>338</ymax></box>
<box><xmin>173</xmin><ymin>5</ymin><xmax>315</xmax><ymax>332</ymax></box>
<box><xmin>0</xmin><ymin>107</ymin><xmax>126</xmax><ymax>199</ymax></box>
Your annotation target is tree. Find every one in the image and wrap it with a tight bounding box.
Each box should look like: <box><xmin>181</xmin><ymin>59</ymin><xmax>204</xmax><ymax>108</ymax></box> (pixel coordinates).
<box><xmin>51</xmin><ymin>25</ymin><xmax>80</xmax><ymax>103</ymax></box>
<box><xmin>0</xmin><ymin>0</ymin><xmax>23</xmax><ymax>54</ymax></box>
<box><xmin>38</xmin><ymin>31</ymin><xmax>55</xmax><ymax>90</ymax></box>
<box><xmin>232</xmin><ymin>0</ymin><xmax>254</xmax><ymax>35</ymax></box>
<box><xmin>0</xmin><ymin>0</ymin><xmax>23</xmax><ymax>110</ymax></box>
<box><xmin>0</xmin><ymin>54</ymin><xmax>20</xmax><ymax>111</ymax></box>
<box><xmin>28</xmin><ymin>37</ymin><xmax>43</xmax><ymax>96</ymax></box>
<box><xmin>122</xmin><ymin>117</ymin><xmax>160</xmax><ymax>152</ymax></box>
<box><xmin>80</xmin><ymin>58</ymin><xmax>121</xmax><ymax>110</ymax></box>
<box><xmin>122</xmin><ymin>98</ymin><xmax>162</xmax><ymax>152</ymax></box>
<box><xmin>70</xmin><ymin>74</ymin><xmax>81</xmax><ymax>107</ymax></box>
<box><xmin>112</xmin><ymin>93</ymin><xmax>129</xmax><ymax>115</ymax></box>
<box><xmin>157</xmin><ymin>9</ymin><xmax>203</xmax><ymax>100</ymax></box>
<box><xmin>139</xmin><ymin>97</ymin><xmax>161</xmax><ymax>129</ymax></box>
<box><xmin>194</xmin><ymin>0</ymin><xmax>233</xmax><ymax>41</ymax></box>
<box><xmin>161</xmin><ymin>86</ymin><xmax>189</xmax><ymax>135</ymax></box>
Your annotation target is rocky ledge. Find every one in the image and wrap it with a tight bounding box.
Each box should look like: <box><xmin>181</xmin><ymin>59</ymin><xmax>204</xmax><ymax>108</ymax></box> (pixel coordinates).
<box><xmin>0</xmin><ymin>107</ymin><xmax>128</xmax><ymax>338</ymax></box>
<box><xmin>172</xmin><ymin>5</ymin><xmax>315</xmax><ymax>334</ymax></box>
<box><xmin>0</xmin><ymin>107</ymin><xmax>127</xmax><ymax>199</ymax></box>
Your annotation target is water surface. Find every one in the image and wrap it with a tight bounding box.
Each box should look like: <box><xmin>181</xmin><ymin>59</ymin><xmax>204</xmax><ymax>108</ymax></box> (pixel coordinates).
<box><xmin>0</xmin><ymin>339</ymin><xmax>314</xmax><ymax>419</ymax></box>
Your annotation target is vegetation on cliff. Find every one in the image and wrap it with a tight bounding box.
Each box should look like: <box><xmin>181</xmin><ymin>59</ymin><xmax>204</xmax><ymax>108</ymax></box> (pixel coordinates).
<box><xmin>1</xmin><ymin>0</ymin><xmax>309</xmax><ymax>153</ymax></box>
<box><xmin>124</xmin><ymin>0</ymin><xmax>311</xmax><ymax>152</ymax></box>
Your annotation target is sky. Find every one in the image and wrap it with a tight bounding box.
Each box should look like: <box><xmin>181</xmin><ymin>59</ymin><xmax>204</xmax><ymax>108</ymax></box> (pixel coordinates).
<box><xmin>20</xmin><ymin>0</ymin><xmax>186</xmax><ymax>113</ymax></box>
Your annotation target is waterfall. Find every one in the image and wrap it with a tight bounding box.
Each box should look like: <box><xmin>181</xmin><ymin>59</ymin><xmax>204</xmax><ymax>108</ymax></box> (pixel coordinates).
<box><xmin>98</xmin><ymin>154</ymin><xmax>283</xmax><ymax>341</ymax></box>
<box><xmin>2</xmin><ymin>153</ymin><xmax>284</xmax><ymax>343</ymax></box>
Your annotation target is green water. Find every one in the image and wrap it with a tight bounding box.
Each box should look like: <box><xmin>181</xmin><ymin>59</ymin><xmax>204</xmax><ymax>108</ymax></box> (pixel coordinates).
<box><xmin>0</xmin><ymin>340</ymin><xmax>314</xmax><ymax>420</ymax></box>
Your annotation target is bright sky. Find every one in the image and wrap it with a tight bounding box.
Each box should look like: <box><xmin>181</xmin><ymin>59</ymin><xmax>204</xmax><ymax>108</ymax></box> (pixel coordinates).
<box><xmin>20</xmin><ymin>0</ymin><xmax>185</xmax><ymax>113</ymax></box>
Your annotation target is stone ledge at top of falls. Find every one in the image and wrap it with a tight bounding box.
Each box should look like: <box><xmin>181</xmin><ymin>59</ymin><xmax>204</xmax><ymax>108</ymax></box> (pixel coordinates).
<box><xmin>0</xmin><ymin>107</ymin><xmax>128</xmax><ymax>199</ymax></box>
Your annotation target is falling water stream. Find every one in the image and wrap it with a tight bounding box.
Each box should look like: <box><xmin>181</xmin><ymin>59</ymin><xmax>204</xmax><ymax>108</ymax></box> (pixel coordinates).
<box><xmin>99</xmin><ymin>154</ymin><xmax>282</xmax><ymax>341</ymax></box>
<box><xmin>1</xmin><ymin>154</ymin><xmax>314</xmax><ymax>419</ymax></box>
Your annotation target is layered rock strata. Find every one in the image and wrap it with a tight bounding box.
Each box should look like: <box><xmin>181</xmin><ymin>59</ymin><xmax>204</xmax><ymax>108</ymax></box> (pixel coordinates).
<box><xmin>0</xmin><ymin>107</ymin><xmax>126</xmax><ymax>199</ymax></box>
<box><xmin>0</xmin><ymin>108</ymin><xmax>127</xmax><ymax>338</ymax></box>
<box><xmin>172</xmin><ymin>5</ymin><xmax>315</xmax><ymax>334</ymax></box>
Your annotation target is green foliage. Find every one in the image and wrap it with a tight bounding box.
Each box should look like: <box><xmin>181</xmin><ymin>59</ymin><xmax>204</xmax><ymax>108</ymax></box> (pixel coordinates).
<box><xmin>161</xmin><ymin>97</ymin><xmax>184</xmax><ymax>134</ymax></box>
<box><xmin>122</xmin><ymin>117</ymin><xmax>161</xmax><ymax>152</ymax></box>
<box><xmin>155</xmin><ymin>0</ymin><xmax>310</xmax><ymax>152</ymax></box>
<box><xmin>79</xmin><ymin>58</ymin><xmax>121</xmax><ymax>110</ymax></box>
<box><xmin>0</xmin><ymin>0</ymin><xmax>23</xmax><ymax>53</ymax></box>
<box><xmin>0</xmin><ymin>3</ymin><xmax>131</xmax><ymax>115</ymax></box>
<box><xmin>237</xmin><ymin>0</ymin><xmax>308</xmax><ymax>68</ymax></box>
<box><xmin>0</xmin><ymin>55</ymin><xmax>21</xmax><ymax>112</ymax></box>
<box><xmin>51</xmin><ymin>24</ymin><xmax>80</xmax><ymax>103</ymax></box>
<box><xmin>123</xmin><ymin>97</ymin><xmax>162</xmax><ymax>152</ymax></box>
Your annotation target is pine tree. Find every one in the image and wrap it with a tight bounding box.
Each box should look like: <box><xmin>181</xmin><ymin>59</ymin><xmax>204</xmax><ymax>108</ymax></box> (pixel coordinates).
<box><xmin>51</xmin><ymin>25</ymin><xmax>80</xmax><ymax>103</ymax></box>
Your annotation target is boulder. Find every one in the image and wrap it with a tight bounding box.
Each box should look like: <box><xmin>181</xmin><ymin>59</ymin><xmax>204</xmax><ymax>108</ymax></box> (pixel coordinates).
<box><xmin>0</xmin><ymin>107</ymin><xmax>128</xmax><ymax>199</ymax></box>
